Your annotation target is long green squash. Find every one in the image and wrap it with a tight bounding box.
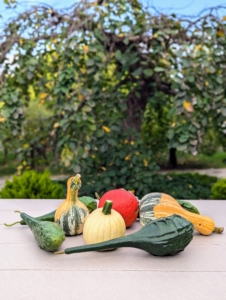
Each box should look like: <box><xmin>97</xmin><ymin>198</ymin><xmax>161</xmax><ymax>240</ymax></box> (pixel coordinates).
<box><xmin>4</xmin><ymin>197</ymin><xmax>97</xmax><ymax>227</ymax></box>
<box><xmin>55</xmin><ymin>214</ymin><xmax>194</xmax><ymax>257</ymax></box>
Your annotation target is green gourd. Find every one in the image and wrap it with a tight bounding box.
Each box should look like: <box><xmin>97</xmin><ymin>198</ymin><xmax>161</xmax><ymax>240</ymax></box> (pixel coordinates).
<box><xmin>55</xmin><ymin>214</ymin><xmax>194</xmax><ymax>257</ymax></box>
<box><xmin>4</xmin><ymin>197</ymin><xmax>97</xmax><ymax>227</ymax></box>
<box><xmin>176</xmin><ymin>199</ymin><xmax>200</xmax><ymax>215</ymax></box>
<box><xmin>14</xmin><ymin>211</ymin><xmax>65</xmax><ymax>252</ymax></box>
<box><xmin>4</xmin><ymin>210</ymin><xmax>56</xmax><ymax>227</ymax></box>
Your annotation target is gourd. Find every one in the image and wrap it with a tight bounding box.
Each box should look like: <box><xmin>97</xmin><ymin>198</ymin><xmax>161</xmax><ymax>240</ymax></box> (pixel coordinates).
<box><xmin>139</xmin><ymin>192</ymin><xmax>224</xmax><ymax>235</ymax></box>
<box><xmin>13</xmin><ymin>211</ymin><xmax>65</xmax><ymax>252</ymax></box>
<box><xmin>4</xmin><ymin>210</ymin><xmax>56</xmax><ymax>227</ymax></box>
<box><xmin>55</xmin><ymin>214</ymin><xmax>194</xmax><ymax>257</ymax></box>
<box><xmin>176</xmin><ymin>199</ymin><xmax>200</xmax><ymax>214</ymax></box>
<box><xmin>4</xmin><ymin>196</ymin><xmax>97</xmax><ymax>227</ymax></box>
<box><xmin>54</xmin><ymin>174</ymin><xmax>89</xmax><ymax>236</ymax></box>
<box><xmin>83</xmin><ymin>200</ymin><xmax>126</xmax><ymax>248</ymax></box>
<box><xmin>79</xmin><ymin>196</ymin><xmax>97</xmax><ymax>213</ymax></box>
<box><xmin>98</xmin><ymin>189</ymin><xmax>139</xmax><ymax>227</ymax></box>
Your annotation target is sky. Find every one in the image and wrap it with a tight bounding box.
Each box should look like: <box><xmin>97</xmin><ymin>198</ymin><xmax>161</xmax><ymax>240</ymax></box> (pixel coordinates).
<box><xmin>1</xmin><ymin>0</ymin><xmax>226</xmax><ymax>21</ymax></box>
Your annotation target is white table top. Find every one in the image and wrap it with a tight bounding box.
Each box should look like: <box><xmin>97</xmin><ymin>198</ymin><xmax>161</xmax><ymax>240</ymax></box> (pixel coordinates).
<box><xmin>0</xmin><ymin>199</ymin><xmax>226</xmax><ymax>300</ymax></box>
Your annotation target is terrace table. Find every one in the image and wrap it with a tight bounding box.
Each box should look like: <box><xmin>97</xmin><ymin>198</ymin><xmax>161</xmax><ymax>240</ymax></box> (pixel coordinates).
<box><xmin>0</xmin><ymin>199</ymin><xmax>226</xmax><ymax>300</ymax></box>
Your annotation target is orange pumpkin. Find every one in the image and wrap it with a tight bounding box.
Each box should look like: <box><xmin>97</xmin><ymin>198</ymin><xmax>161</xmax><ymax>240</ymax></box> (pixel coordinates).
<box><xmin>98</xmin><ymin>189</ymin><xmax>139</xmax><ymax>227</ymax></box>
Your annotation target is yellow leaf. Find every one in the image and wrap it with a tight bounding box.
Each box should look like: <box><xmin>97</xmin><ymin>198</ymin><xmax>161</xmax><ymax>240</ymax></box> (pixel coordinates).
<box><xmin>22</xmin><ymin>161</ymin><xmax>27</xmax><ymax>166</ymax></box>
<box><xmin>23</xmin><ymin>144</ymin><xmax>29</xmax><ymax>149</ymax></box>
<box><xmin>80</xmin><ymin>67</ymin><xmax>86</xmax><ymax>74</ymax></box>
<box><xmin>101</xmin><ymin>166</ymin><xmax>106</xmax><ymax>171</ymax></box>
<box><xmin>53</xmin><ymin>122</ymin><xmax>59</xmax><ymax>128</ymax></box>
<box><xmin>205</xmin><ymin>81</ymin><xmax>209</xmax><ymax>86</ymax></box>
<box><xmin>0</xmin><ymin>117</ymin><xmax>5</xmax><ymax>122</ymax></box>
<box><xmin>49</xmin><ymin>9</ymin><xmax>53</xmax><ymax>14</ymax></box>
<box><xmin>183</xmin><ymin>101</ymin><xmax>194</xmax><ymax>112</ymax></box>
<box><xmin>84</xmin><ymin>45</ymin><xmax>89</xmax><ymax>53</ymax></box>
<box><xmin>125</xmin><ymin>155</ymin><xmax>131</xmax><ymax>161</ymax></box>
<box><xmin>143</xmin><ymin>159</ymin><xmax>148</xmax><ymax>167</ymax></box>
<box><xmin>19</xmin><ymin>38</ymin><xmax>23</xmax><ymax>45</ymax></box>
<box><xmin>135</xmin><ymin>151</ymin><xmax>140</xmax><ymax>155</ymax></box>
<box><xmin>194</xmin><ymin>45</ymin><xmax>201</xmax><ymax>52</ymax></box>
<box><xmin>217</xmin><ymin>30</ymin><xmax>224</xmax><ymax>37</ymax></box>
<box><xmin>78</xmin><ymin>94</ymin><xmax>84</xmax><ymax>101</ymax></box>
<box><xmin>171</xmin><ymin>123</ymin><xmax>176</xmax><ymax>127</ymax></box>
<box><xmin>39</xmin><ymin>93</ymin><xmax>48</xmax><ymax>100</ymax></box>
<box><xmin>53</xmin><ymin>52</ymin><xmax>58</xmax><ymax>59</ymax></box>
<box><xmin>222</xmin><ymin>16</ymin><xmax>226</xmax><ymax>21</ymax></box>
<box><xmin>102</xmin><ymin>126</ymin><xmax>110</xmax><ymax>133</ymax></box>
<box><xmin>124</xmin><ymin>139</ymin><xmax>129</xmax><ymax>144</ymax></box>
<box><xmin>91</xmin><ymin>154</ymin><xmax>96</xmax><ymax>159</ymax></box>
<box><xmin>0</xmin><ymin>102</ymin><xmax>5</xmax><ymax>109</ymax></box>
<box><xmin>17</xmin><ymin>165</ymin><xmax>23</xmax><ymax>170</ymax></box>
<box><xmin>153</xmin><ymin>33</ymin><xmax>158</xmax><ymax>38</ymax></box>
<box><xmin>61</xmin><ymin>110</ymin><xmax>65</xmax><ymax>115</ymax></box>
<box><xmin>130</xmin><ymin>141</ymin><xmax>134</xmax><ymax>145</ymax></box>
<box><xmin>118</xmin><ymin>33</ymin><xmax>124</xmax><ymax>37</ymax></box>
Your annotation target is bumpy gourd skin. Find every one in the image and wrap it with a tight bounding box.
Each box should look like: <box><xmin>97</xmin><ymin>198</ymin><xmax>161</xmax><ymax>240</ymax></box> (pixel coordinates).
<box><xmin>30</xmin><ymin>221</ymin><xmax>66</xmax><ymax>252</ymax></box>
<box><xmin>20</xmin><ymin>212</ymin><xmax>65</xmax><ymax>252</ymax></box>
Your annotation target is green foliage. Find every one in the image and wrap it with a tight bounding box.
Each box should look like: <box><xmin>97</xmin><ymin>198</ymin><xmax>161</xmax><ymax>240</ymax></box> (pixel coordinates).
<box><xmin>147</xmin><ymin>173</ymin><xmax>218</xmax><ymax>200</ymax></box>
<box><xmin>0</xmin><ymin>170</ymin><xmax>64</xmax><ymax>199</ymax></box>
<box><xmin>55</xmin><ymin>172</ymin><xmax>217</xmax><ymax>200</ymax></box>
<box><xmin>211</xmin><ymin>178</ymin><xmax>226</xmax><ymax>199</ymax></box>
<box><xmin>0</xmin><ymin>0</ymin><xmax>226</xmax><ymax>176</ymax></box>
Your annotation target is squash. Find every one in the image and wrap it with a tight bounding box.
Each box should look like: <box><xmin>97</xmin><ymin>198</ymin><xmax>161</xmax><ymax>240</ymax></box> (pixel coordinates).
<box><xmin>98</xmin><ymin>189</ymin><xmax>139</xmax><ymax>227</ymax></box>
<box><xmin>4</xmin><ymin>196</ymin><xmax>96</xmax><ymax>227</ymax></box>
<box><xmin>54</xmin><ymin>174</ymin><xmax>89</xmax><ymax>236</ymax></box>
<box><xmin>83</xmin><ymin>200</ymin><xmax>126</xmax><ymax>249</ymax></box>
<box><xmin>14</xmin><ymin>211</ymin><xmax>65</xmax><ymax>252</ymax></box>
<box><xmin>4</xmin><ymin>210</ymin><xmax>56</xmax><ymax>227</ymax></box>
<box><xmin>55</xmin><ymin>214</ymin><xmax>194</xmax><ymax>256</ymax></box>
<box><xmin>176</xmin><ymin>199</ymin><xmax>200</xmax><ymax>214</ymax></box>
<box><xmin>139</xmin><ymin>192</ymin><xmax>224</xmax><ymax>235</ymax></box>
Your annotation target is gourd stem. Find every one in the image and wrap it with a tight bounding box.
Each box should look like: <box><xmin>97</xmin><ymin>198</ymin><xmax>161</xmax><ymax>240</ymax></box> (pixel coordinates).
<box><xmin>95</xmin><ymin>192</ymin><xmax>100</xmax><ymax>200</ymax></box>
<box><xmin>54</xmin><ymin>251</ymin><xmax>65</xmax><ymax>255</ymax></box>
<box><xmin>4</xmin><ymin>221</ymin><xmax>20</xmax><ymax>227</ymax></box>
<box><xmin>14</xmin><ymin>210</ymin><xmax>22</xmax><ymax>214</ymax></box>
<box><xmin>213</xmin><ymin>226</ymin><xmax>224</xmax><ymax>234</ymax></box>
<box><xmin>102</xmin><ymin>200</ymin><xmax>113</xmax><ymax>215</ymax></box>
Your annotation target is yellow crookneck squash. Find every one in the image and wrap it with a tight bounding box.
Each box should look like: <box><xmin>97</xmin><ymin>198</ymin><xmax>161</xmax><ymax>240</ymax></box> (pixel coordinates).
<box><xmin>83</xmin><ymin>200</ymin><xmax>126</xmax><ymax>249</ymax></box>
<box><xmin>54</xmin><ymin>174</ymin><xmax>89</xmax><ymax>236</ymax></box>
<box><xmin>139</xmin><ymin>192</ymin><xmax>223</xmax><ymax>236</ymax></box>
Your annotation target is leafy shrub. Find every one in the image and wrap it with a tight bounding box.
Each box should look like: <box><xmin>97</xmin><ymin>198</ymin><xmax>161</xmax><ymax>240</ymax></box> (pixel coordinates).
<box><xmin>0</xmin><ymin>170</ymin><xmax>64</xmax><ymax>199</ymax></box>
<box><xmin>211</xmin><ymin>178</ymin><xmax>226</xmax><ymax>199</ymax></box>
<box><xmin>147</xmin><ymin>173</ymin><xmax>218</xmax><ymax>200</ymax></box>
<box><xmin>54</xmin><ymin>172</ymin><xmax>218</xmax><ymax>200</ymax></box>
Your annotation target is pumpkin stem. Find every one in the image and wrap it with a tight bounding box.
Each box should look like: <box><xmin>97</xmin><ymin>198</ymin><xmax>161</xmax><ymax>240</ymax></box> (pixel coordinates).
<box><xmin>213</xmin><ymin>226</ymin><xmax>224</xmax><ymax>234</ymax></box>
<box><xmin>102</xmin><ymin>200</ymin><xmax>113</xmax><ymax>215</ymax></box>
<box><xmin>4</xmin><ymin>221</ymin><xmax>21</xmax><ymax>227</ymax></box>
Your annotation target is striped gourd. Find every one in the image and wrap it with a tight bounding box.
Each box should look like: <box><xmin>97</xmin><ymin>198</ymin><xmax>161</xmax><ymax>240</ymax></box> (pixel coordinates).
<box><xmin>139</xmin><ymin>192</ymin><xmax>223</xmax><ymax>235</ymax></box>
<box><xmin>54</xmin><ymin>174</ymin><xmax>89</xmax><ymax>236</ymax></box>
<box><xmin>139</xmin><ymin>192</ymin><xmax>178</xmax><ymax>226</ymax></box>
